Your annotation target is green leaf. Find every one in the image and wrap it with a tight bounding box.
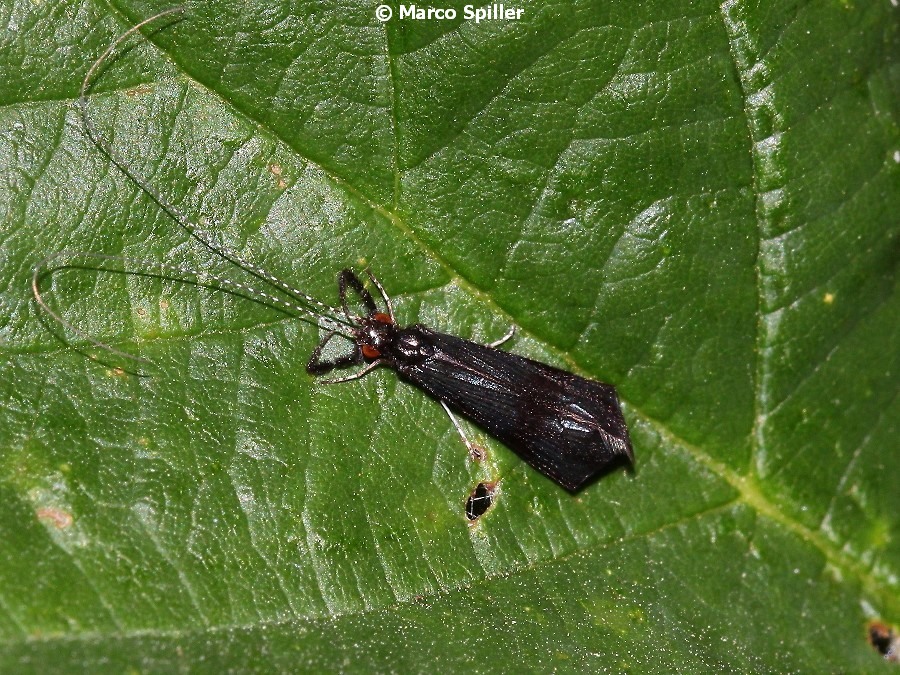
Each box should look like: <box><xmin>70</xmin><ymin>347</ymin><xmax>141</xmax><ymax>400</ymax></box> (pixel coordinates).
<box><xmin>1</xmin><ymin>0</ymin><xmax>898</xmax><ymax>671</ymax></box>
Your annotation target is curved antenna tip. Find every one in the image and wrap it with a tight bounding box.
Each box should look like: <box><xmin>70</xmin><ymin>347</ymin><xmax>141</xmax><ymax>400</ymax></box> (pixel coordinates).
<box><xmin>32</xmin><ymin>252</ymin><xmax>154</xmax><ymax>367</ymax></box>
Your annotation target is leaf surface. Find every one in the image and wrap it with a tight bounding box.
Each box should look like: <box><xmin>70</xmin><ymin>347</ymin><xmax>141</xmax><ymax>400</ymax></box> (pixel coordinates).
<box><xmin>0</xmin><ymin>0</ymin><xmax>898</xmax><ymax>671</ymax></box>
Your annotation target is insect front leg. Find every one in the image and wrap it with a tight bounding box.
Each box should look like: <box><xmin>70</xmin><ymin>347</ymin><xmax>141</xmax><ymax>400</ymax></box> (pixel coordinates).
<box><xmin>338</xmin><ymin>269</ymin><xmax>378</xmax><ymax>321</ymax></box>
<box><xmin>306</xmin><ymin>331</ymin><xmax>363</xmax><ymax>375</ymax></box>
<box><xmin>316</xmin><ymin>359</ymin><xmax>385</xmax><ymax>385</ymax></box>
<box><xmin>365</xmin><ymin>268</ymin><xmax>395</xmax><ymax>322</ymax></box>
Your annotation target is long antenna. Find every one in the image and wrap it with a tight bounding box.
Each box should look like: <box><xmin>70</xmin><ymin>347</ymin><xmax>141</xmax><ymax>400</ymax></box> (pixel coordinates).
<box><xmin>79</xmin><ymin>7</ymin><xmax>351</xmax><ymax>326</ymax></box>
<box><xmin>33</xmin><ymin>251</ymin><xmax>354</xmax><ymax>364</ymax></box>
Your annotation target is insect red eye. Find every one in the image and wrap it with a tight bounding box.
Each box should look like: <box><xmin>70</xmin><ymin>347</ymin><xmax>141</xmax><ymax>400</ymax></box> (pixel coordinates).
<box><xmin>362</xmin><ymin>345</ymin><xmax>381</xmax><ymax>359</ymax></box>
<box><xmin>373</xmin><ymin>313</ymin><xmax>393</xmax><ymax>325</ymax></box>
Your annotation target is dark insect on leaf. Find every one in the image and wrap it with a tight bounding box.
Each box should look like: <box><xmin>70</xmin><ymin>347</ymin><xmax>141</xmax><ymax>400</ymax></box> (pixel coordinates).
<box><xmin>33</xmin><ymin>8</ymin><xmax>634</xmax><ymax>493</ymax></box>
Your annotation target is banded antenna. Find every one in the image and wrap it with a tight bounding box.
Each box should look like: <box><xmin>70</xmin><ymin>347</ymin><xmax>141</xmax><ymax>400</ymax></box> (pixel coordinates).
<box><xmin>32</xmin><ymin>251</ymin><xmax>354</xmax><ymax>364</ymax></box>
<box><xmin>34</xmin><ymin>7</ymin><xmax>359</xmax><ymax>363</ymax></box>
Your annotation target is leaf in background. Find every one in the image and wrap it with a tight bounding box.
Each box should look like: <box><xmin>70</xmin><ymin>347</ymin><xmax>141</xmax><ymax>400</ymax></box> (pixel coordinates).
<box><xmin>0</xmin><ymin>0</ymin><xmax>897</xmax><ymax>671</ymax></box>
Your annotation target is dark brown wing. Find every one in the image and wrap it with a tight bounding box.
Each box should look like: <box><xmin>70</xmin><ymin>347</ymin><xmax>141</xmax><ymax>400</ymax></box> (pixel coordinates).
<box><xmin>393</xmin><ymin>327</ymin><xmax>633</xmax><ymax>491</ymax></box>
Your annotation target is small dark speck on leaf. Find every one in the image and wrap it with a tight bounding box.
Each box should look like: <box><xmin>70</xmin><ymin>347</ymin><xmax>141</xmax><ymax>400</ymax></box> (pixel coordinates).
<box><xmin>869</xmin><ymin>621</ymin><xmax>900</xmax><ymax>662</ymax></box>
<box><xmin>36</xmin><ymin>507</ymin><xmax>73</xmax><ymax>529</ymax></box>
<box><xmin>466</xmin><ymin>482</ymin><xmax>497</xmax><ymax>521</ymax></box>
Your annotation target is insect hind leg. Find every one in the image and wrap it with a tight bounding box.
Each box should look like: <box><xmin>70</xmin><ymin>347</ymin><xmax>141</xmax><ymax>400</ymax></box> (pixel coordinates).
<box><xmin>440</xmin><ymin>400</ymin><xmax>486</xmax><ymax>461</ymax></box>
<box><xmin>488</xmin><ymin>325</ymin><xmax>516</xmax><ymax>349</ymax></box>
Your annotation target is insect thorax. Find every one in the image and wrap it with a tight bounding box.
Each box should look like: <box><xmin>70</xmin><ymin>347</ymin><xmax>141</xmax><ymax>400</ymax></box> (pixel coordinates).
<box><xmin>390</xmin><ymin>325</ymin><xmax>435</xmax><ymax>364</ymax></box>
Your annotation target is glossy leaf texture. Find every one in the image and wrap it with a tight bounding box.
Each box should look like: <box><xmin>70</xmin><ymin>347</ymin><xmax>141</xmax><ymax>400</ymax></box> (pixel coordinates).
<box><xmin>0</xmin><ymin>0</ymin><xmax>898</xmax><ymax>671</ymax></box>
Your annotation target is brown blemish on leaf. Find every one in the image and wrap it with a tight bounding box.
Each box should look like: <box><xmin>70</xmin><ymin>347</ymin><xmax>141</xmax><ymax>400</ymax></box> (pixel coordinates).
<box><xmin>136</xmin><ymin>307</ymin><xmax>147</xmax><ymax>317</ymax></box>
<box><xmin>126</xmin><ymin>84</ymin><xmax>153</xmax><ymax>97</ymax></box>
<box><xmin>159</xmin><ymin>299</ymin><xmax>169</xmax><ymax>310</ymax></box>
<box><xmin>36</xmin><ymin>507</ymin><xmax>73</xmax><ymax>529</ymax></box>
<box><xmin>267</xmin><ymin>163</ymin><xmax>287</xmax><ymax>189</ymax></box>
<box><xmin>107</xmin><ymin>367</ymin><xmax>125</xmax><ymax>377</ymax></box>
<box><xmin>138</xmin><ymin>437</ymin><xmax>150</xmax><ymax>447</ymax></box>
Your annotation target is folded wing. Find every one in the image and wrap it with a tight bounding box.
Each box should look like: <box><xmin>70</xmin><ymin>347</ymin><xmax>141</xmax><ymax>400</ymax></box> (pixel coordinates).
<box><xmin>395</xmin><ymin>328</ymin><xmax>633</xmax><ymax>491</ymax></box>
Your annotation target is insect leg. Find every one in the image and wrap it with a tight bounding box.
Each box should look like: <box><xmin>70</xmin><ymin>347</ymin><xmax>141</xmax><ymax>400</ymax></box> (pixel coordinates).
<box><xmin>306</xmin><ymin>331</ymin><xmax>362</xmax><ymax>375</ymax></box>
<box><xmin>337</xmin><ymin>269</ymin><xmax>377</xmax><ymax>321</ymax></box>
<box><xmin>316</xmin><ymin>359</ymin><xmax>384</xmax><ymax>385</ymax></box>
<box><xmin>440</xmin><ymin>400</ymin><xmax>486</xmax><ymax>461</ymax></box>
<box><xmin>365</xmin><ymin>268</ymin><xmax>395</xmax><ymax>322</ymax></box>
<box><xmin>487</xmin><ymin>325</ymin><xmax>516</xmax><ymax>349</ymax></box>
